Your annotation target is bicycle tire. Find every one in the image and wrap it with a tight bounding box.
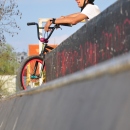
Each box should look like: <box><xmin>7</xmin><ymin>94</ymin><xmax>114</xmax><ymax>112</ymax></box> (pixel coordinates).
<box><xmin>16</xmin><ymin>55</ymin><xmax>45</xmax><ymax>91</ymax></box>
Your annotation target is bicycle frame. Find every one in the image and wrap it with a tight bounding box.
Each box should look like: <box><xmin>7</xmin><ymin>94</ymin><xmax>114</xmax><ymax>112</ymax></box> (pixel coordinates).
<box><xmin>27</xmin><ymin>22</ymin><xmax>71</xmax><ymax>84</ymax></box>
<box><xmin>27</xmin><ymin>22</ymin><xmax>57</xmax><ymax>82</ymax></box>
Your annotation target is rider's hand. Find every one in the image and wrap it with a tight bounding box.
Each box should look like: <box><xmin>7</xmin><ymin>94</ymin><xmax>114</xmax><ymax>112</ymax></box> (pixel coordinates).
<box><xmin>44</xmin><ymin>20</ymin><xmax>52</xmax><ymax>32</ymax></box>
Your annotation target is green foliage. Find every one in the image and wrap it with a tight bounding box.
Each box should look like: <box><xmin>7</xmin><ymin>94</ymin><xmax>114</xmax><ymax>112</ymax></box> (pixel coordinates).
<box><xmin>0</xmin><ymin>0</ymin><xmax>22</xmax><ymax>99</ymax></box>
<box><xmin>0</xmin><ymin>44</ymin><xmax>19</xmax><ymax>75</ymax></box>
<box><xmin>0</xmin><ymin>44</ymin><xmax>18</xmax><ymax>99</ymax></box>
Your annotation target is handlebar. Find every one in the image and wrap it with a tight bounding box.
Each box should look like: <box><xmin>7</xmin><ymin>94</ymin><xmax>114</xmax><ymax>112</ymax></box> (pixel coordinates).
<box><xmin>27</xmin><ymin>22</ymin><xmax>72</xmax><ymax>42</ymax></box>
<box><xmin>27</xmin><ymin>22</ymin><xmax>36</xmax><ymax>26</ymax></box>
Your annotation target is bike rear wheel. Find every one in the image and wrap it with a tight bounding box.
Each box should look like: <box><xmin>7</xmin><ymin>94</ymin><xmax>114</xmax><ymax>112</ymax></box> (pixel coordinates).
<box><xmin>16</xmin><ymin>56</ymin><xmax>45</xmax><ymax>91</ymax></box>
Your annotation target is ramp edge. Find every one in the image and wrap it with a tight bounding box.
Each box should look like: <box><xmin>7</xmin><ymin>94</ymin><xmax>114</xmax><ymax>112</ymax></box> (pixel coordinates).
<box><xmin>1</xmin><ymin>53</ymin><xmax>130</xmax><ymax>101</ymax></box>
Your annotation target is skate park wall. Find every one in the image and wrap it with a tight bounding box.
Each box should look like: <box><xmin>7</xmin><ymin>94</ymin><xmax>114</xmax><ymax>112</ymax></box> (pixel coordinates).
<box><xmin>1</xmin><ymin>52</ymin><xmax>130</xmax><ymax>130</ymax></box>
<box><xmin>45</xmin><ymin>0</ymin><xmax>130</xmax><ymax>82</ymax></box>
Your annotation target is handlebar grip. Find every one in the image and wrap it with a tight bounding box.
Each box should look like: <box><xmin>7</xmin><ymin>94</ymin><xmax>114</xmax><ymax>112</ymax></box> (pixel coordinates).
<box><xmin>27</xmin><ymin>22</ymin><xmax>36</xmax><ymax>26</ymax></box>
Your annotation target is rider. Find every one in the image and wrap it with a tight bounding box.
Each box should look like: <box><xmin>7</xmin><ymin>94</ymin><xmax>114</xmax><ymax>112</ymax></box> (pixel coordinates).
<box><xmin>44</xmin><ymin>0</ymin><xmax>100</xmax><ymax>32</ymax></box>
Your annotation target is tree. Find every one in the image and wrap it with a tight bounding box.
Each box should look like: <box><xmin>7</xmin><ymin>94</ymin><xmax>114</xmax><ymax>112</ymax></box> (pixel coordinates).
<box><xmin>0</xmin><ymin>0</ymin><xmax>22</xmax><ymax>44</ymax></box>
<box><xmin>0</xmin><ymin>44</ymin><xmax>19</xmax><ymax>75</ymax></box>
<box><xmin>0</xmin><ymin>44</ymin><xmax>19</xmax><ymax>99</ymax></box>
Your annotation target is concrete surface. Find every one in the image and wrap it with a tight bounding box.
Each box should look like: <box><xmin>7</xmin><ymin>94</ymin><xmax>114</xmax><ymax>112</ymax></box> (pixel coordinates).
<box><xmin>1</xmin><ymin>53</ymin><xmax>130</xmax><ymax>130</ymax></box>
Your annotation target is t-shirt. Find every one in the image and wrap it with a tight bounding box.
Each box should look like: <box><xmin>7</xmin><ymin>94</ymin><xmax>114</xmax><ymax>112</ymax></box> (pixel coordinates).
<box><xmin>81</xmin><ymin>4</ymin><xmax>100</xmax><ymax>21</ymax></box>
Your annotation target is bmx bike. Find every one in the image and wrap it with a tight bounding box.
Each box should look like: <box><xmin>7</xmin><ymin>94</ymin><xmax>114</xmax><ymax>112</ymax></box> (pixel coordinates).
<box><xmin>16</xmin><ymin>22</ymin><xmax>71</xmax><ymax>90</ymax></box>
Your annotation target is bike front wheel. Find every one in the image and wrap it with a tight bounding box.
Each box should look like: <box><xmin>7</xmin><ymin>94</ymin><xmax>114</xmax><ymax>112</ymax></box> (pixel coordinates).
<box><xmin>16</xmin><ymin>55</ymin><xmax>46</xmax><ymax>91</ymax></box>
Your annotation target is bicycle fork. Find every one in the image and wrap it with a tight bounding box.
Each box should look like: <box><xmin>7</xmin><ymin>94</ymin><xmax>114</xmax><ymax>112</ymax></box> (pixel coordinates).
<box><xmin>31</xmin><ymin>60</ymin><xmax>45</xmax><ymax>79</ymax></box>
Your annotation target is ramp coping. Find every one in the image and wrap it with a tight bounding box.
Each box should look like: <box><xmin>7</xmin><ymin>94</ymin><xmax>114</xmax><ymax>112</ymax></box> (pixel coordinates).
<box><xmin>1</xmin><ymin>53</ymin><xmax>130</xmax><ymax>101</ymax></box>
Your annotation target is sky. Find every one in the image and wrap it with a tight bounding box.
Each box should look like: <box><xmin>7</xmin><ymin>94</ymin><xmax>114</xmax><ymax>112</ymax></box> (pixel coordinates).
<box><xmin>6</xmin><ymin>0</ymin><xmax>117</xmax><ymax>52</ymax></box>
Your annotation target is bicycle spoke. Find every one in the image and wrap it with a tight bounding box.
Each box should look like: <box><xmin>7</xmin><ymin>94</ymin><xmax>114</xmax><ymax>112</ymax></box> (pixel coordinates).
<box><xmin>21</xmin><ymin>58</ymin><xmax>46</xmax><ymax>90</ymax></box>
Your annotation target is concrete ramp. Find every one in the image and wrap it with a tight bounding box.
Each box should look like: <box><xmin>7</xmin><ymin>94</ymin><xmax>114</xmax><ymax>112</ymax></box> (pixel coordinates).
<box><xmin>1</xmin><ymin>53</ymin><xmax>130</xmax><ymax>130</ymax></box>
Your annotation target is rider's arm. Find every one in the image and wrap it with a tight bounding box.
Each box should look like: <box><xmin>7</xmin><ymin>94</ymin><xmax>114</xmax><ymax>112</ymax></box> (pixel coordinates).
<box><xmin>61</xmin><ymin>12</ymin><xmax>80</xmax><ymax>18</ymax></box>
<box><xmin>44</xmin><ymin>13</ymin><xmax>88</xmax><ymax>32</ymax></box>
<box><xmin>55</xmin><ymin>13</ymin><xmax>88</xmax><ymax>25</ymax></box>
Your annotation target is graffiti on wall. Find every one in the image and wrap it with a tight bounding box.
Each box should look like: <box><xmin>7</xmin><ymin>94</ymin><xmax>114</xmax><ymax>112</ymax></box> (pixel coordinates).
<box><xmin>54</xmin><ymin>18</ymin><xmax>130</xmax><ymax>78</ymax></box>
